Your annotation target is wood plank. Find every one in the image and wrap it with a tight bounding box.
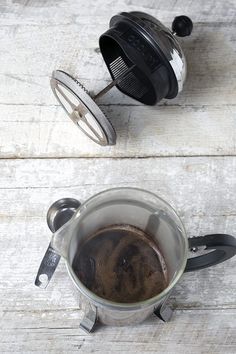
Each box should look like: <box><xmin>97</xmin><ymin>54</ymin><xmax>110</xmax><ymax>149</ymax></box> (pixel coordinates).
<box><xmin>1</xmin><ymin>0</ymin><xmax>236</xmax><ymax>24</ymax></box>
<box><xmin>0</xmin><ymin>157</ymin><xmax>235</xmax><ymax>312</ymax></box>
<box><xmin>0</xmin><ymin>309</ymin><xmax>236</xmax><ymax>353</ymax></box>
<box><xmin>1</xmin><ymin>104</ymin><xmax>235</xmax><ymax>157</ymax></box>
<box><xmin>1</xmin><ymin>156</ymin><xmax>236</xmax><ymax>233</ymax></box>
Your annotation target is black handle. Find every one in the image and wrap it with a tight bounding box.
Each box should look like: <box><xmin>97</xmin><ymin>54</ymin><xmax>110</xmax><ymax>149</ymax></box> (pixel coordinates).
<box><xmin>185</xmin><ymin>234</ymin><xmax>236</xmax><ymax>272</ymax></box>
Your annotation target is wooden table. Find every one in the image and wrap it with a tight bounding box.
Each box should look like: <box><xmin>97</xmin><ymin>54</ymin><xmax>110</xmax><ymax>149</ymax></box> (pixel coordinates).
<box><xmin>0</xmin><ymin>1</ymin><xmax>235</xmax><ymax>352</ymax></box>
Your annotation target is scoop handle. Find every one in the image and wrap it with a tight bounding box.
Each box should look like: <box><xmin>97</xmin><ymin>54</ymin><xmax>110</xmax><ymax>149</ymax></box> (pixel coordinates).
<box><xmin>35</xmin><ymin>243</ymin><xmax>61</xmax><ymax>288</ymax></box>
<box><xmin>35</xmin><ymin>198</ymin><xmax>81</xmax><ymax>288</ymax></box>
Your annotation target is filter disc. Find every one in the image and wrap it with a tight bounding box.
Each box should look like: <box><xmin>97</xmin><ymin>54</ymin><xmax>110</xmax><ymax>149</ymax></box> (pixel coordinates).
<box><xmin>50</xmin><ymin>70</ymin><xmax>116</xmax><ymax>146</ymax></box>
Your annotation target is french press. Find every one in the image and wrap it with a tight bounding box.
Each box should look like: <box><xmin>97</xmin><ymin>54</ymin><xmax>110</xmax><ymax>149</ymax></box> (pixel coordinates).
<box><xmin>35</xmin><ymin>188</ymin><xmax>236</xmax><ymax>333</ymax></box>
<box><xmin>50</xmin><ymin>12</ymin><xmax>193</xmax><ymax>145</ymax></box>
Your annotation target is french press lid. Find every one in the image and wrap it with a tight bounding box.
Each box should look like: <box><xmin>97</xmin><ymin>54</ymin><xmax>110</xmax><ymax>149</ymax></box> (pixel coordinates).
<box><xmin>50</xmin><ymin>12</ymin><xmax>193</xmax><ymax>146</ymax></box>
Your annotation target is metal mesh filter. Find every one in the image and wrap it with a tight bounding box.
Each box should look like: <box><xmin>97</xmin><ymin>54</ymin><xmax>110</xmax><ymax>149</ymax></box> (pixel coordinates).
<box><xmin>109</xmin><ymin>56</ymin><xmax>148</xmax><ymax>100</ymax></box>
<box><xmin>109</xmin><ymin>56</ymin><xmax>128</xmax><ymax>78</ymax></box>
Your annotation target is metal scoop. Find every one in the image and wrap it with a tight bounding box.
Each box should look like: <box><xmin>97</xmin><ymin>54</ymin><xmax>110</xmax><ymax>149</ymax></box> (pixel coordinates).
<box><xmin>35</xmin><ymin>198</ymin><xmax>81</xmax><ymax>288</ymax></box>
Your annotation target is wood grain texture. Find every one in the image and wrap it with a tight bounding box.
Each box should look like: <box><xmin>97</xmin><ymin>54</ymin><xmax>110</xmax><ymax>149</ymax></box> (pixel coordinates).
<box><xmin>0</xmin><ymin>3</ymin><xmax>235</xmax><ymax>157</ymax></box>
<box><xmin>1</xmin><ymin>0</ymin><xmax>236</xmax><ymax>23</ymax></box>
<box><xmin>1</xmin><ymin>0</ymin><xmax>236</xmax><ymax>352</ymax></box>
<box><xmin>1</xmin><ymin>104</ymin><xmax>236</xmax><ymax>157</ymax></box>
<box><xmin>1</xmin><ymin>309</ymin><xmax>236</xmax><ymax>353</ymax></box>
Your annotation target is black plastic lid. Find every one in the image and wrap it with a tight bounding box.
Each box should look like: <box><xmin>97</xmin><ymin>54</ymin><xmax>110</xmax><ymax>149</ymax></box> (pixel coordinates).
<box><xmin>99</xmin><ymin>12</ymin><xmax>179</xmax><ymax>105</ymax></box>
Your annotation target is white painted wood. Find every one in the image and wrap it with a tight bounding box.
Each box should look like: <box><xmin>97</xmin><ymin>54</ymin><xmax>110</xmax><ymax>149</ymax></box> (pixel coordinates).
<box><xmin>1</xmin><ymin>0</ymin><xmax>236</xmax><ymax>24</ymax></box>
<box><xmin>1</xmin><ymin>309</ymin><xmax>236</xmax><ymax>353</ymax></box>
<box><xmin>0</xmin><ymin>5</ymin><xmax>235</xmax><ymax>157</ymax></box>
<box><xmin>1</xmin><ymin>0</ymin><xmax>236</xmax><ymax>351</ymax></box>
<box><xmin>1</xmin><ymin>105</ymin><xmax>236</xmax><ymax>157</ymax></box>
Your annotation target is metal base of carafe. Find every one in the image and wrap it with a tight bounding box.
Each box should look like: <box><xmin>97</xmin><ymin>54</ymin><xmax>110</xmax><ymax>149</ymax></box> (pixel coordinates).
<box><xmin>153</xmin><ymin>302</ymin><xmax>173</xmax><ymax>322</ymax></box>
<box><xmin>78</xmin><ymin>300</ymin><xmax>173</xmax><ymax>334</ymax></box>
<box><xmin>79</xmin><ymin>307</ymin><xmax>97</xmax><ymax>333</ymax></box>
<box><xmin>153</xmin><ymin>289</ymin><xmax>173</xmax><ymax>322</ymax></box>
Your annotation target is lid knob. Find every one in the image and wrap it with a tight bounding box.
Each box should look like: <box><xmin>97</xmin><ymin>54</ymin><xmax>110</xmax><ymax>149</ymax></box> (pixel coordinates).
<box><xmin>172</xmin><ymin>15</ymin><xmax>193</xmax><ymax>37</ymax></box>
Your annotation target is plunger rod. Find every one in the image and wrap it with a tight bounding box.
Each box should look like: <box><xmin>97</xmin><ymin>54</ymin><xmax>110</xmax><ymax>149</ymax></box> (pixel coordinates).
<box><xmin>93</xmin><ymin>64</ymin><xmax>136</xmax><ymax>101</ymax></box>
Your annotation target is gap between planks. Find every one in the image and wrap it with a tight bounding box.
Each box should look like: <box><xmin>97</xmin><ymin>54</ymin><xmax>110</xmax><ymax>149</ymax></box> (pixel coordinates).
<box><xmin>2</xmin><ymin>306</ymin><xmax>236</xmax><ymax>315</ymax></box>
<box><xmin>1</xmin><ymin>155</ymin><xmax>236</xmax><ymax>160</ymax></box>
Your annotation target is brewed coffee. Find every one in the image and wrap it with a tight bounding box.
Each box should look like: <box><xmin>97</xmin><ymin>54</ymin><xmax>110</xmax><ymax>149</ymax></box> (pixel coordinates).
<box><xmin>72</xmin><ymin>224</ymin><xmax>168</xmax><ymax>303</ymax></box>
